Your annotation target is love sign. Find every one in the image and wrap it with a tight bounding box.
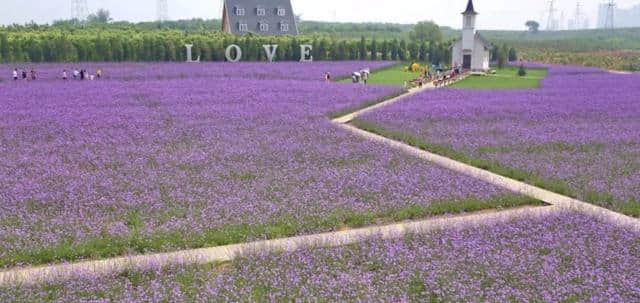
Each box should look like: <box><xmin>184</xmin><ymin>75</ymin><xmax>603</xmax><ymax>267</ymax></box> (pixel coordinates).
<box><xmin>185</xmin><ymin>44</ymin><xmax>313</xmax><ymax>63</ymax></box>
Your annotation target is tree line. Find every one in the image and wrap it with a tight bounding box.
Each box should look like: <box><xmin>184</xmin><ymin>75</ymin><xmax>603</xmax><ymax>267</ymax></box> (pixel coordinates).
<box><xmin>0</xmin><ymin>29</ymin><xmax>454</xmax><ymax>64</ymax></box>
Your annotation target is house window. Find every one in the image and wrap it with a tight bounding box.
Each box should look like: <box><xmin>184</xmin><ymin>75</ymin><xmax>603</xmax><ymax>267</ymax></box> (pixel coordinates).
<box><xmin>277</xmin><ymin>8</ymin><xmax>286</xmax><ymax>16</ymax></box>
<box><xmin>235</xmin><ymin>7</ymin><xmax>245</xmax><ymax>16</ymax></box>
<box><xmin>238</xmin><ymin>23</ymin><xmax>248</xmax><ymax>32</ymax></box>
<box><xmin>257</xmin><ymin>7</ymin><xmax>265</xmax><ymax>16</ymax></box>
<box><xmin>259</xmin><ymin>22</ymin><xmax>269</xmax><ymax>32</ymax></box>
<box><xmin>280</xmin><ymin>23</ymin><xmax>289</xmax><ymax>32</ymax></box>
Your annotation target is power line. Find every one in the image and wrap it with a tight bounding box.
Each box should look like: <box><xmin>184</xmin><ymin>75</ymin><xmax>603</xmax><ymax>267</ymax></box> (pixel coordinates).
<box><xmin>157</xmin><ymin>0</ymin><xmax>169</xmax><ymax>22</ymax></box>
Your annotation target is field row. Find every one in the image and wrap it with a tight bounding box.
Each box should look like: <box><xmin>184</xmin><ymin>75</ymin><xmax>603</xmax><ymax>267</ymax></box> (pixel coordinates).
<box><xmin>0</xmin><ymin>62</ymin><xmax>537</xmax><ymax>269</ymax></box>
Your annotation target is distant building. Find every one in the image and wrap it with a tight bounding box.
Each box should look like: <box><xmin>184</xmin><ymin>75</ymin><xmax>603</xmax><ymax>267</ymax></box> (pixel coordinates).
<box><xmin>597</xmin><ymin>3</ymin><xmax>640</xmax><ymax>28</ymax></box>
<box><xmin>450</xmin><ymin>0</ymin><xmax>491</xmax><ymax>72</ymax></box>
<box><xmin>221</xmin><ymin>0</ymin><xmax>298</xmax><ymax>36</ymax></box>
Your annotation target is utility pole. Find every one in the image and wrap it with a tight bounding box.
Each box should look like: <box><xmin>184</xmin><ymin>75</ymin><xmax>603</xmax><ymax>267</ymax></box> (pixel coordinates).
<box><xmin>572</xmin><ymin>1</ymin><xmax>584</xmax><ymax>30</ymax></box>
<box><xmin>71</xmin><ymin>0</ymin><xmax>89</xmax><ymax>22</ymax></box>
<box><xmin>604</xmin><ymin>0</ymin><xmax>616</xmax><ymax>30</ymax></box>
<box><xmin>546</xmin><ymin>0</ymin><xmax>557</xmax><ymax>31</ymax></box>
<box><xmin>157</xmin><ymin>0</ymin><xmax>169</xmax><ymax>23</ymax></box>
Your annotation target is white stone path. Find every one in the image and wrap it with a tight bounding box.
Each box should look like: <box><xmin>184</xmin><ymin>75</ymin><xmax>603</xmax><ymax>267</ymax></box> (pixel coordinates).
<box><xmin>0</xmin><ymin>206</ymin><xmax>555</xmax><ymax>286</ymax></box>
<box><xmin>1</xmin><ymin>74</ymin><xmax>638</xmax><ymax>287</ymax></box>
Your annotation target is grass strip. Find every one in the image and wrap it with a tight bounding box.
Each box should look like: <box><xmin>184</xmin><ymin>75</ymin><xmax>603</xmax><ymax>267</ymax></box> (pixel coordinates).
<box><xmin>0</xmin><ymin>194</ymin><xmax>543</xmax><ymax>269</ymax></box>
<box><xmin>351</xmin><ymin>120</ymin><xmax>639</xmax><ymax>218</ymax></box>
<box><xmin>328</xmin><ymin>89</ymin><xmax>407</xmax><ymax>120</ymax></box>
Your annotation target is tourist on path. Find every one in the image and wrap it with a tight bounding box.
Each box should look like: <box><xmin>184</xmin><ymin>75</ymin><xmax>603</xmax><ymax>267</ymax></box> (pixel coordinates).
<box><xmin>12</xmin><ymin>69</ymin><xmax>18</xmax><ymax>80</ymax></box>
<box><xmin>73</xmin><ymin>69</ymin><xmax>79</xmax><ymax>80</ymax></box>
<box><xmin>21</xmin><ymin>70</ymin><xmax>27</xmax><ymax>80</ymax></box>
<box><xmin>96</xmin><ymin>69</ymin><xmax>102</xmax><ymax>79</ymax></box>
<box><xmin>80</xmin><ymin>69</ymin><xmax>85</xmax><ymax>80</ymax></box>
<box><xmin>30</xmin><ymin>69</ymin><xmax>37</xmax><ymax>80</ymax></box>
<box><xmin>62</xmin><ymin>70</ymin><xmax>68</xmax><ymax>80</ymax></box>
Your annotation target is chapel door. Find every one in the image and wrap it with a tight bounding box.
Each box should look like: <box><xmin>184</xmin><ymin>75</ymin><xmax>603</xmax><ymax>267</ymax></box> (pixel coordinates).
<box><xmin>463</xmin><ymin>55</ymin><xmax>472</xmax><ymax>69</ymax></box>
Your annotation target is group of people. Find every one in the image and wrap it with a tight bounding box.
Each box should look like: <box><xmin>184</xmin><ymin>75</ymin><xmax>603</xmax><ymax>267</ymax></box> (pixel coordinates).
<box><xmin>11</xmin><ymin>68</ymin><xmax>103</xmax><ymax>81</ymax></box>
<box><xmin>64</xmin><ymin>68</ymin><xmax>103</xmax><ymax>81</ymax></box>
<box><xmin>405</xmin><ymin>63</ymin><xmax>464</xmax><ymax>89</ymax></box>
<box><xmin>351</xmin><ymin>69</ymin><xmax>370</xmax><ymax>84</ymax></box>
<box><xmin>12</xmin><ymin>68</ymin><xmax>37</xmax><ymax>81</ymax></box>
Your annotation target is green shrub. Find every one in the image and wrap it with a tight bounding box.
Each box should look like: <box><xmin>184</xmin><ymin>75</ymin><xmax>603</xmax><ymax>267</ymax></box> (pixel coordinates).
<box><xmin>518</xmin><ymin>65</ymin><xmax>527</xmax><ymax>76</ymax></box>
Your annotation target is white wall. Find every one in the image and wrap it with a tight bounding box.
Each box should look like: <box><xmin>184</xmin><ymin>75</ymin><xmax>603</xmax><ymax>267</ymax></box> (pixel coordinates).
<box><xmin>451</xmin><ymin>41</ymin><xmax>462</xmax><ymax>67</ymax></box>
<box><xmin>471</xmin><ymin>38</ymin><xmax>490</xmax><ymax>71</ymax></box>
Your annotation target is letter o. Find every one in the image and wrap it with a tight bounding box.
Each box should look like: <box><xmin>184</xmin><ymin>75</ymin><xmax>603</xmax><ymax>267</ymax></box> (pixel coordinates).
<box><xmin>225</xmin><ymin>44</ymin><xmax>242</xmax><ymax>62</ymax></box>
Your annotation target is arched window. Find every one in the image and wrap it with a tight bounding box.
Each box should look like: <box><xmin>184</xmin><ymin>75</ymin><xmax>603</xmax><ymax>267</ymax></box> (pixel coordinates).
<box><xmin>259</xmin><ymin>21</ymin><xmax>269</xmax><ymax>32</ymax></box>
<box><xmin>280</xmin><ymin>22</ymin><xmax>289</xmax><ymax>32</ymax></box>
<box><xmin>235</xmin><ymin>6</ymin><xmax>245</xmax><ymax>16</ymax></box>
<box><xmin>238</xmin><ymin>22</ymin><xmax>248</xmax><ymax>32</ymax></box>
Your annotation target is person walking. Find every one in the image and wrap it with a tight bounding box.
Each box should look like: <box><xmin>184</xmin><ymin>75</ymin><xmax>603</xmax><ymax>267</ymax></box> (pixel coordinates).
<box><xmin>96</xmin><ymin>69</ymin><xmax>102</xmax><ymax>79</ymax></box>
<box><xmin>73</xmin><ymin>69</ymin><xmax>79</xmax><ymax>80</ymax></box>
<box><xmin>62</xmin><ymin>69</ymin><xmax>68</xmax><ymax>80</ymax></box>
<box><xmin>21</xmin><ymin>69</ymin><xmax>27</xmax><ymax>80</ymax></box>
<box><xmin>80</xmin><ymin>69</ymin><xmax>85</xmax><ymax>81</ymax></box>
<box><xmin>12</xmin><ymin>68</ymin><xmax>18</xmax><ymax>80</ymax></box>
<box><xmin>30</xmin><ymin>69</ymin><xmax>37</xmax><ymax>80</ymax></box>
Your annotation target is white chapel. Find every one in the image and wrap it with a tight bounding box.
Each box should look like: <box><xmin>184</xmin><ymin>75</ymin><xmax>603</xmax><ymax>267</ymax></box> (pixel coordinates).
<box><xmin>451</xmin><ymin>0</ymin><xmax>492</xmax><ymax>71</ymax></box>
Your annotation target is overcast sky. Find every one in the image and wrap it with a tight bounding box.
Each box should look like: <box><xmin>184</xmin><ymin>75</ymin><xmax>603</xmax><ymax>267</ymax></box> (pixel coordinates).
<box><xmin>1</xmin><ymin>0</ymin><xmax>639</xmax><ymax>30</ymax></box>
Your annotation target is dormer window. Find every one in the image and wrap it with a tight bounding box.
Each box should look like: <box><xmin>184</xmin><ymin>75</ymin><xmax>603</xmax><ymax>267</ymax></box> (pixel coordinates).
<box><xmin>277</xmin><ymin>8</ymin><xmax>286</xmax><ymax>16</ymax></box>
<box><xmin>256</xmin><ymin>7</ymin><xmax>266</xmax><ymax>16</ymax></box>
<box><xmin>235</xmin><ymin>7</ymin><xmax>245</xmax><ymax>16</ymax></box>
<box><xmin>259</xmin><ymin>22</ymin><xmax>269</xmax><ymax>32</ymax></box>
<box><xmin>238</xmin><ymin>22</ymin><xmax>248</xmax><ymax>32</ymax></box>
<box><xmin>280</xmin><ymin>23</ymin><xmax>289</xmax><ymax>32</ymax></box>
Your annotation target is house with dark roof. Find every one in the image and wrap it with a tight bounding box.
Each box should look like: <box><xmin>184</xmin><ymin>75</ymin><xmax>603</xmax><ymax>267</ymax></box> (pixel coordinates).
<box><xmin>221</xmin><ymin>0</ymin><xmax>298</xmax><ymax>36</ymax></box>
<box><xmin>450</xmin><ymin>0</ymin><xmax>492</xmax><ymax>71</ymax></box>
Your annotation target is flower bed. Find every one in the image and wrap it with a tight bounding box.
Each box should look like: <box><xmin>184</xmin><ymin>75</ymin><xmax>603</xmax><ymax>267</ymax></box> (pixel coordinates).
<box><xmin>2</xmin><ymin>212</ymin><xmax>638</xmax><ymax>301</ymax></box>
<box><xmin>357</xmin><ymin>65</ymin><xmax>640</xmax><ymax>216</ymax></box>
<box><xmin>2</xmin><ymin>61</ymin><xmax>397</xmax><ymax>82</ymax></box>
<box><xmin>0</xmin><ymin>62</ymin><xmax>530</xmax><ymax>267</ymax></box>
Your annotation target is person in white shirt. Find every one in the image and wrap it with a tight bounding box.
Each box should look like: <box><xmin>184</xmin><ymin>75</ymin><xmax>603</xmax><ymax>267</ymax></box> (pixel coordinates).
<box><xmin>62</xmin><ymin>70</ymin><xmax>68</xmax><ymax>80</ymax></box>
<box><xmin>12</xmin><ymin>69</ymin><xmax>18</xmax><ymax>80</ymax></box>
<box><xmin>73</xmin><ymin>69</ymin><xmax>79</xmax><ymax>80</ymax></box>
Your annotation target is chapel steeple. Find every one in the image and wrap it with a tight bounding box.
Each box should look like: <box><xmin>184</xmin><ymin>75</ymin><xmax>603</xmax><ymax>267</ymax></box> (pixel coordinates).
<box><xmin>462</xmin><ymin>0</ymin><xmax>478</xmax><ymax>30</ymax></box>
<box><xmin>462</xmin><ymin>0</ymin><xmax>478</xmax><ymax>15</ymax></box>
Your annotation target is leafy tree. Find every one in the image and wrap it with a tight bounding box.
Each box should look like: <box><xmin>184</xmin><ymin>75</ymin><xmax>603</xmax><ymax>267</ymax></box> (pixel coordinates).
<box><xmin>369</xmin><ymin>39</ymin><xmax>378</xmax><ymax>60</ymax></box>
<box><xmin>409</xmin><ymin>21</ymin><xmax>442</xmax><ymax>43</ymax></box>
<box><xmin>398</xmin><ymin>40</ymin><xmax>407</xmax><ymax>61</ymax></box>
<box><xmin>518</xmin><ymin>64</ymin><xmax>527</xmax><ymax>76</ymax></box>
<box><xmin>0</xmin><ymin>33</ymin><xmax>8</xmax><ymax>61</ymax></box>
<box><xmin>359</xmin><ymin>36</ymin><xmax>367</xmax><ymax>60</ymax></box>
<box><xmin>380</xmin><ymin>40</ymin><xmax>388</xmax><ymax>60</ymax></box>
<box><xmin>497</xmin><ymin>44</ymin><xmax>509</xmax><ymax>68</ymax></box>
<box><xmin>87</xmin><ymin>9</ymin><xmax>113</xmax><ymax>24</ymax></box>
<box><xmin>525</xmin><ymin>21</ymin><xmax>540</xmax><ymax>33</ymax></box>
<box><xmin>408</xmin><ymin>41</ymin><xmax>419</xmax><ymax>60</ymax></box>
<box><xmin>508</xmin><ymin>47</ymin><xmax>518</xmax><ymax>61</ymax></box>
<box><xmin>390</xmin><ymin>39</ymin><xmax>399</xmax><ymax>61</ymax></box>
<box><xmin>419</xmin><ymin>42</ymin><xmax>428</xmax><ymax>61</ymax></box>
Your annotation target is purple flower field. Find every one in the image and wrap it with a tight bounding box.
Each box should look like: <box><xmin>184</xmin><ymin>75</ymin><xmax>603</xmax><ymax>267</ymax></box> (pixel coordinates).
<box><xmin>359</xmin><ymin>65</ymin><xmax>640</xmax><ymax>215</ymax></box>
<box><xmin>0</xmin><ymin>62</ymin><xmax>524</xmax><ymax>266</ymax></box>
<box><xmin>2</xmin><ymin>61</ymin><xmax>395</xmax><ymax>82</ymax></box>
<box><xmin>2</xmin><ymin>212</ymin><xmax>638</xmax><ymax>302</ymax></box>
